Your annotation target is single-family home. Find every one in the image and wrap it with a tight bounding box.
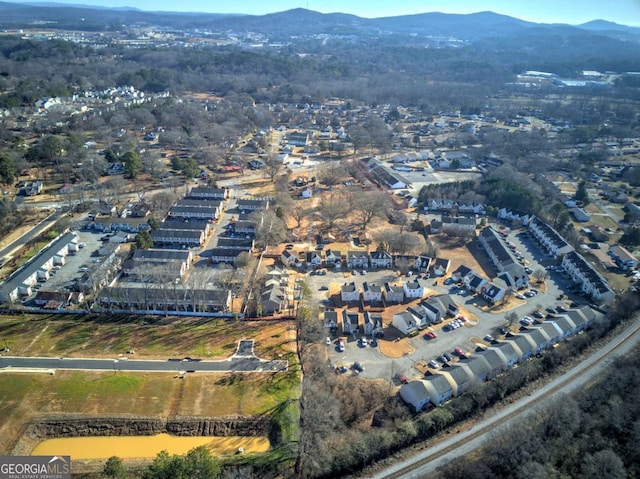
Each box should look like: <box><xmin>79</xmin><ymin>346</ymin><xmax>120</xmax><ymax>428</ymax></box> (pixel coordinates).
<box><xmin>432</xmin><ymin>258</ymin><xmax>451</xmax><ymax>277</ymax></box>
<box><xmin>305</xmin><ymin>251</ymin><xmax>323</xmax><ymax>270</ymax></box>
<box><xmin>363</xmin><ymin>312</ymin><xmax>384</xmax><ymax>336</ymax></box>
<box><xmin>324</xmin><ymin>249</ymin><xmax>342</xmax><ymax>266</ymax></box>
<box><xmin>342</xmin><ymin>310</ymin><xmax>360</xmax><ymax>335</ymax></box>
<box><xmin>609</xmin><ymin>245</ymin><xmax>638</xmax><ymax>271</ymax></box>
<box><xmin>420</xmin><ymin>294</ymin><xmax>459</xmax><ymax>323</ymax></box>
<box><xmin>464</xmin><ymin>273</ymin><xmax>489</xmax><ymax>293</ymax></box>
<box><xmin>340</xmin><ymin>282</ymin><xmax>360</xmax><ymax>303</ymax></box>
<box><xmin>392</xmin><ymin>310</ymin><xmax>420</xmax><ymax>335</ymax></box>
<box><xmin>414</xmin><ymin>255</ymin><xmax>432</xmax><ymax>273</ymax></box>
<box><xmin>384</xmin><ymin>283</ymin><xmax>405</xmax><ymax>303</ymax></box>
<box><xmin>260</xmin><ymin>285</ymin><xmax>287</xmax><ymax>315</ymax></box>
<box><xmin>370</xmin><ymin>250</ymin><xmax>393</xmax><ymax>269</ymax></box>
<box><xmin>481</xmin><ymin>282</ymin><xmax>506</xmax><ymax>304</ymax></box>
<box><xmin>281</xmin><ymin>249</ymin><xmax>299</xmax><ymax>268</ymax></box>
<box><xmin>363</xmin><ymin>282</ymin><xmax>383</xmax><ymax>302</ymax></box>
<box><xmin>324</xmin><ymin>311</ymin><xmax>338</xmax><ymax>332</ymax></box>
<box><xmin>451</xmin><ymin>265</ymin><xmax>473</xmax><ymax>282</ymax></box>
<box><xmin>403</xmin><ymin>280</ymin><xmax>424</xmax><ymax>299</ymax></box>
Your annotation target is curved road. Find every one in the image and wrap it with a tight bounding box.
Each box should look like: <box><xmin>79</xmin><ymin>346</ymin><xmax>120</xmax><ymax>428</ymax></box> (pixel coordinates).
<box><xmin>366</xmin><ymin>316</ymin><xmax>640</xmax><ymax>479</ymax></box>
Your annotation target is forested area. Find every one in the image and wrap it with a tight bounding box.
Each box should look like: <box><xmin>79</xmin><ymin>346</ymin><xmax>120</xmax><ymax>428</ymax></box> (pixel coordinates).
<box><xmin>433</xmin><ymin>345</ymin><xmax>640</xmax><ymax>479</ymax></box>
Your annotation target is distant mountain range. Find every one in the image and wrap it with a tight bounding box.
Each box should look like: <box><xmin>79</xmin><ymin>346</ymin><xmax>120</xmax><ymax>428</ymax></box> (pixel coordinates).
<box><xmin>0</xmin><ymin>1</ymin><xmax>638</xmax><ymax>43</ymax></box>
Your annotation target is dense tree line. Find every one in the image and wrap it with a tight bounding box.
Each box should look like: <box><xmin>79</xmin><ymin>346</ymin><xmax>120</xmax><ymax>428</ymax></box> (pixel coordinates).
<box><xmin>433</xmin><ymin>346</ymin><xmax>640</xmax><ymax>479</ymax></box>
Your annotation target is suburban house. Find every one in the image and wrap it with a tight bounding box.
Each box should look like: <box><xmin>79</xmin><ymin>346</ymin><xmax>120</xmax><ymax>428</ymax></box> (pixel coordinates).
<box><xmin>528</xmin><ymin>216</ymin><xmax>575</xmax><ymax>258</ymax></box>
<box><xmin>561</xmin><ymin>251</ymin><xmax>616</xmax><ymax>303</ymax></box>
<box><xmin>421</xmin><ymin>294</ymin><xmax>458</xmax><ymax>323</ymax></box>
<box><xmin>362</xmin><ymin>282</ymin><xmax>383</xmax><ymax>302</ymax></box>
<box><xmin>451</xmin><ymin>265</ymin><xmax>473</xmax><ymax>282</ymax></box>
<box><xmin>546</xmin><ymin>315</ymin><xmax>578</xmax><ymax>340</ymax></box>
<box><xmin>399</xmin><ymin>381</ymin><xmax>431</xmax><ymax>412</ymax></box>
<box><xmin>340</xmin><ymin>282</ymin><xmax>360</xmax><ymax>303</ymax></box>
<box><xmin>464</xmin><ymin>272</ymin><xmax>489</xmax><ymax>293</ymax></box>
<box><xmin>305</xmin><ymin>251</ymin><xmax>323</xmax><ymax>270</ymax></box>
<box><xmin>324</xmin><ymin>311</ymin><xmax>339</xmax><ymax>332</ymax></box>
<box><xmin>432</xmin><ymin>257</ymin><xmax>451</xmax><ymax>277</ymax></box>
<box><xmin>609</xmin><ymin>245</ymin><xmax>638</xmax><ymax>271</ymax></box>
<box><xmin>423</xmin><ymin>373</ymin><xmax>454</xmax><ymax>406</ymax></box>
<box><xmin>342</xmin><ymin>310</ymin><xmax>360</xmax><ymax>335</ymax></box>
<box><xmin>261</xmin><ymin>284</ymin><xmax>287</xmax><ymax>315</ymax></box>
<box><xmin>324</xmin><ymin>249</ymin><xmax>342</xmax><ymax>266</ymax></box>
<box><xmin>363</xmin><ymin>312</ymin><xmax>384</xmax><ymax>336</ymax></box>
<box><xmin>532</xmin><ymin>321</ymin><xmax>563</xmax><ymax>347</ymax></box>
<box><xmin>480</xmin><ymin>281</ymin><xmax>507</xmax><ymax>305</ymax></box>
<box><xmin>347</xmin><ymin>251</ymin><xmax>370</xmax><ymax>269</ymax></box>
<box><xmin>370</xmin><ymin>250</ymin><xmax>393</xmax><ymax>269</ymax></box>
<box><xmin>392</xmin><ymin>310</ymin><xmax>420</xmax><ymax>335</ymax></box>
<box><xmin>281</xmin><ymin>249</ymin><xmax>299</xmax><ymax>268</ymax></box>
<box><xmin>414</xmin><ymin>255</ymin><xmax>432</xmax><ymax>273</ymax></box>
<box><xmin>384</xmin><ymin>282</ymin><xmax>405</xmax><ymax>303</ymax></box>
<box><xmin>403</xmin><ymin>280</ymin><xmax>424</xmax><ymax>299</ymax></box>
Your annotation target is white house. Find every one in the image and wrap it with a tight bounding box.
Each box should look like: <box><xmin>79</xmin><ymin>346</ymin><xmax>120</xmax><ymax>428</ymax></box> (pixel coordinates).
<box><xmin>423</xmin><ymin>374</ymin><xmax>454</xmax><ymax>406</ymax></box>
<box><xmin>384</xmin><ymin>283</ymin><xmax>404</xmax><ymax>303</ymax></box>
<box><xmin>392</xmin><ymin>310</ymin><xmax>420</xmax><ymax>335</ymax></box>
<box><xmin>370</xmin><ymin>250</ymin><xmax>393</xmax><ymax>269</ymax></box>
<box><xmin>340</xmin><ymin>282</ymin><xmax>360</xmax><ymax>302</ymax></box>
<box><xmin>324</xmin><ymin>311</ymin><xmax>338</xmax><ymax>332</ymax></box>
<box><xmin>363</xmin><ymin>312</ymin><xmax>384</xmax><ymax>336</ymax></box>
<box><xmin>403</xmin><ymin>280</ymin><xmax>424</xmax><ymax>299</ymax></box>
<box><xmin>342</xmin><ymin>310</ymin><xmax>360</xmax><ymax>335</ymax></box>
<box><xmin>347</xmin><ymin>251</ymin><xmax>370</xmax><ymax>269</ymax></box>
<box><xmin>362</xmin><ymin>282</ymin><xmax>383</xmax><ymax>302</ymax></box>
<box><xmin>281</xmin><ymin>249</ymin><xmax>298</xmax><ymax>268</ymax></box>
<box><xmin>305</xmin><ymin>251</ymin><xmax>323</xmax><ymax>270</ymax></box>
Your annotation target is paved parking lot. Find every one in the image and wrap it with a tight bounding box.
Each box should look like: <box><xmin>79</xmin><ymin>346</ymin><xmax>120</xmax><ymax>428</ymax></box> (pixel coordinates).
<box><xmin>317</xmin><ymin>226</ymin><xmax>590</xmax><ymax>382</ymax></box>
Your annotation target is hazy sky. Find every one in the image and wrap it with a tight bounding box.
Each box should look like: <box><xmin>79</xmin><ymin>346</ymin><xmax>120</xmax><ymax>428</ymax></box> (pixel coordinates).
<box><xmin>16</xmin><ymin>0</ymin><xmax>640</xmax><ymax>26</ymax></box>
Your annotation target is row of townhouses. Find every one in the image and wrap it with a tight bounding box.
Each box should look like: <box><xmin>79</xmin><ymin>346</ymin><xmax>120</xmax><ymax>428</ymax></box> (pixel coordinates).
<box><xmin>400</xmin><ymin>305</ymin><xmax>602</xmax><ymax>411</ymax></box>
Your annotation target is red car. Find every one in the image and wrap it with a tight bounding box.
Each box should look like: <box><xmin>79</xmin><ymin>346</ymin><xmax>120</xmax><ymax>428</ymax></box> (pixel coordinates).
<box><xmin>424</xmin><ymin>331</ymin><xmax>437</xmax><ymax>340</ymax></box>
<box><xmin>454</xmin><ymin>347</ymin><xmax>465</xmax><ymax>356</ymax></box>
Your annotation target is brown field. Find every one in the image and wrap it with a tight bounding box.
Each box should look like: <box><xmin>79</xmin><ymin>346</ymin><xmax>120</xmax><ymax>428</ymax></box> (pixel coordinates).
<box><xmin>0</xmin><ymin>318</ymin><xmax>300</xmax><ymax>454</ymax></box>
<box><xmin>0</xmin><ymin>315</ymin><xmax>296</xmax><ymax>360</ymax></box>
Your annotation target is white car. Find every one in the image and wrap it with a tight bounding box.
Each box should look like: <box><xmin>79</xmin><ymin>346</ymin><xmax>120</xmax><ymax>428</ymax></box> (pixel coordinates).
<box><xmin>326</xmin><ymin>337</ymin><xmax>332</xmax><ymax>345</ymax></box>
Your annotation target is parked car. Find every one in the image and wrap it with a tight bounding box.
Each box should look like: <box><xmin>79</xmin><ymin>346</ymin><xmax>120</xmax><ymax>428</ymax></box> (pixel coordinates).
<box><xmin>359</xmin><ymin>337</ymin><xmax>367</xmax><ymax>347</ymax></box>
<box><xmin>424</xmin><ymin>331</ymin><xmax>437</xmax><ymax>340</ymax></box>
<box><xmin>338</xmin><ymin>340</ymin><xmax>345</xmax><ymax>352</ymax></box>
<box><xmin>326</xmin><ymin>337</ymin><xmax>332</xmax><ymax>345</ymax></box>
<box><xmin>483</xmin><ymin>335</ymin><xmax>494</xmax><ymax>342</ymax></box>
<box><xmin>454</xmin><ymin>347</ymin><xmax>464</xmax><ymax>356</ymax></box>
<box><xmin>443</xmin><ymin>352</ymin><xmax>453</xmax><ymax>362</ymax></box>
<box><xmin>516</xmin><ymin>293</ymin><xmax>526</xmax><ymax>300</ymax></box>
<box><xmin>352</xmin><ymin>362</ymin><xmax>364</xmax><ymax>372</ymax></box>
<box><xmin>428</xmin><ymin>360</ymin><xmax>439</xmax><ymax>368</ymax></box>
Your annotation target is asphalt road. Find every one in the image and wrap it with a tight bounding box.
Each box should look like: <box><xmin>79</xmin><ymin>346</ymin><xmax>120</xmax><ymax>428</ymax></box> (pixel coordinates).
<box><xmin>0</xmin><ymin>209</ymin><xmax>59</xmax><ymax>262</ymax></box>
<box><xmin>0</xmin><ymin>355</ymin><xmax>288</xmax><ymax>373</ymax></box>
